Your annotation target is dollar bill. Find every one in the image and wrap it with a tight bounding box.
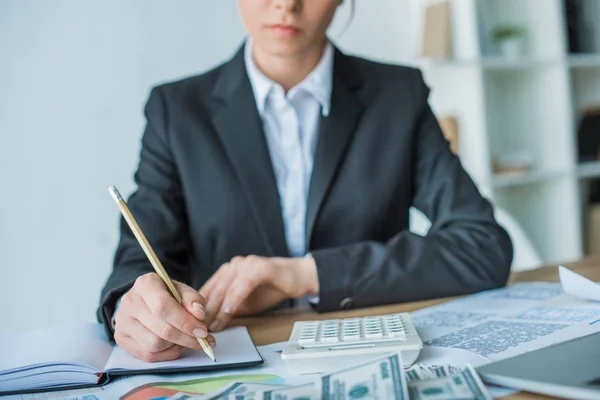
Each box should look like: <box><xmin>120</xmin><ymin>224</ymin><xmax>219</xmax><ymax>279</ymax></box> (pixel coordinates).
<box><xmin>404</xmin><ymin>363</ymin><xmax>464</xmax><ymax>382</ymax></box>
<box><xmin>317</xmin><ymin>352</ymin><xmax>408</xmax><ymax>399</ymax></box>
<box><xmin>448</xmin><ymin>365</ymin><xmax>463</xmax><ymax>376</ymax></box>
<box><xmin>258</xmin><ymin>383</ymin><xmax>315</xmax><ymax>400</ymax></box>
<box><xmin>431</xmin><ymin>365</ymin><xmax>449</xmax><ymax>378</ymax></box>
<box><xmin>408</xmin><ymin>365</ymin><xmax>492</xmax><ymax>400</ymax></box>
<box><xmin>405</xmin><ymin>367</ymin><xmax>424</xmax><ymax>383</ymax></box>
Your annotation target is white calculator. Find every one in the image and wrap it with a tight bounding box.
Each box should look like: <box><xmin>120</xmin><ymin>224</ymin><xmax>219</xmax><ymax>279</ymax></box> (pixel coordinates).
<box><xmin>281</xmin><ymin>313</ymin><xmax>423</xmax><ymax>374</ymax></box>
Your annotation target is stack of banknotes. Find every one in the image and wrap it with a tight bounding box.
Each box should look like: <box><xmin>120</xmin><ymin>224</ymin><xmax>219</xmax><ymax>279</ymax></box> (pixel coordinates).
<box><xmin>166</xmin><ymin>353</ymin><xmax>492</xmax><ymax>400</ymax></box>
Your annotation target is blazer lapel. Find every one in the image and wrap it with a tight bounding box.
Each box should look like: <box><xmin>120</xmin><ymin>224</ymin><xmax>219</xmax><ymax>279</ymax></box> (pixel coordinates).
<box><xmin>306</xmin><ymin>50</ymin><xmax>364</xmax><ymax>248</ymax></box>
<box><xmin>210</xmin><ymin>46</ymin><xmax>289</xmax><ymax>257</ymax></box>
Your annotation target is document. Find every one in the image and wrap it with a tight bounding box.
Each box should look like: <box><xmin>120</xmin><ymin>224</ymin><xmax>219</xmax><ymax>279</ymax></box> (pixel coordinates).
<box><xmin>559</xmin><ymin>265</ymin><xmax>600</xmax><ymax>302</ymax></box>
<box><xmin>411</xmin><ymin>281</ymin><xmax>600</xmax><ymax>367</ymax></box>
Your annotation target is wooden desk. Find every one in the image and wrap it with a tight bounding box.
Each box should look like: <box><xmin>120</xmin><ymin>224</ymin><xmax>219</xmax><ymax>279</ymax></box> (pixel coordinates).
<box><xmin>232</xmin><ymin>257</ymin><xmax>600</xmax><ymax>399</ymax></box>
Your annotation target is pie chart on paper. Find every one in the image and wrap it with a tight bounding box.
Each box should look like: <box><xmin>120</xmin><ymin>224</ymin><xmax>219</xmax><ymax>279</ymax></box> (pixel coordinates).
<box><xmin>120</xmin><ymin>373</ymin><xmax>284</xmax><ymax>400</ymax></box>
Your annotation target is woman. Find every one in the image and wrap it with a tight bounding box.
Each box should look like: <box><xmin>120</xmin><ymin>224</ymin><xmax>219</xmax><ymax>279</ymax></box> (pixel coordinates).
<box><xmin>99</xmin><ymin>0</ymin><xmax>513</xmax><ymax>362</ymax></box>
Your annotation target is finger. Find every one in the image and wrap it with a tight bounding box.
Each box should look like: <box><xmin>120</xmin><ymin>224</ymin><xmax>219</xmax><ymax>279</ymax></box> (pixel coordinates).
<box><xmin>122</xmin><ymin>317</ymin><xmax>176</xmax><ymax>353</ymax></box>
<box><xmin>230</xmin><ymin>256</ymin><xmax>245</xmax><ymax>264</ymax></box>
<box><xmin>209</xmin><ymin>259</ymin><xmax>268</xmax><ymax>331</ymax></box>
<box><xmin>205</xmin><ymin>275</ymin><xmax>234</xmax><ymax>331</ymax></box>
<box><xmin>221</xmin><ymin>271</ymin><xmax>263</xmax><ymax>316</ymax></box>
<box><xmin>210</xmin><ymin>271</ymin><xmax>264</xmax><ymax>332</ymax></box>
<box><xmin>138</xmin><ymin>275</ymin><xmax>209</xmax><ymax>341</ymax></box>
<box><xmin>199</xmin><ymin>261</ymin><xmax>230</xmax><ymax>300</ymax></box>
<box><xmin>173</xmin><ymin>280</ymin><xmax>206</xmax><ymax>321</ymax></box>
<box><xmin>135</xmin><ymin>308</ymin><xmax>204</xmax><ymax>350</ymax></box>
<box><xmin>204</xmin><ymin>265</ymin><xmax>235</xmax><ymax>329</ymax></box>
<box><xmin>116</xmin><ymin>333</ymin><xmax>183</xmax><ymax>363</ymax></box>
<box><xmin>201</xmin><ymin>256</ymin><xmax>243</xmax><ymax>297</ymax></box>
<box><xmin>221</xmin><ymin>256</ymin><xmax>273</xmax><ymax>315</ymax></box>
<box><xmin>206</xmin><ymin>334</ymin><xmax>217</xmax><ymax>348</ymax></box>
<box><xmin>198</xmin><ymin>273</ymin><xmax>221</xmax><ymax>315</ymax></box>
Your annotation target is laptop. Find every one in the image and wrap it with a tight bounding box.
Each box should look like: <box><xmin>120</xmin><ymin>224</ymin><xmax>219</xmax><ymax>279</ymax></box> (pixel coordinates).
<box><xmin>477</xmin><ymin>331</ymin><xmax>600</xmax><ymax>400</ymax></box>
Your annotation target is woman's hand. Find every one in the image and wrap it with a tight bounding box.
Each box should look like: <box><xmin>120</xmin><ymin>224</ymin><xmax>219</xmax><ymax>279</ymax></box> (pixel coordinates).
<box><xmin>200</xmin><ymin>256</ymin><xmax>319</xmax><ymax>332</ymax></box>
<box><xmin>113</xmin><ymin>273</ymin><xmax>216</xmax><ymax>362</ymax></box>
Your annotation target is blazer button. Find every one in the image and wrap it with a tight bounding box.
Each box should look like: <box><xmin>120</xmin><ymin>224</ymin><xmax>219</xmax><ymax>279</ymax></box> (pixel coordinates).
<box><xmin>340</xmin><ymin>297</ymin><xmax>354</xmax><ymax>309</ymax></box>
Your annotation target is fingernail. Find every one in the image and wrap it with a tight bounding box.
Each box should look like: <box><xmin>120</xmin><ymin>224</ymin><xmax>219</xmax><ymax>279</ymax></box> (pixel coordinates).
<box><xmin>208</xmin><ymin>338</ymin><xmax>216</xmax><ymax>348</ymax></box>
<box><xmin>193</xmin><ymin>328</ymin><xmax>207</xmax><ymax>338</ymax></box>
<box><xmin>192</xmin><ymin>302</ymin><xmax>204</xmax><ymax>313</ymax></box>
<box><xmin>209</xmin><ymin>321</ymin><xmax>222</xmax><ymax>332</ymax></box>
<box><xmin>192</xmin><ymin>302</ymin><xmax>205</xmax><ymax>319</ymax></box>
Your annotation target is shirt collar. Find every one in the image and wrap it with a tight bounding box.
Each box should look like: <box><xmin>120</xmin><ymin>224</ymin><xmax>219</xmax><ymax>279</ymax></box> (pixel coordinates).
<box><xmin>244</xmin><ymin>38</ymin><xmax>334</xmax><ymax>117</ymax></box>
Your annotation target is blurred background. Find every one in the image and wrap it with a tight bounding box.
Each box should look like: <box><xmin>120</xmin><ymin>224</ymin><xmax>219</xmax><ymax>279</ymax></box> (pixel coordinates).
<box><xmin>1</xmin><ymin>0</ymin><xmax>600</xmax><ymax>333</ymax></box>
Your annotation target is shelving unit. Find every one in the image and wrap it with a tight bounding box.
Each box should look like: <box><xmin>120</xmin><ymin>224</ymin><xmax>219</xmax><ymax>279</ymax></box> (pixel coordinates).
<box><xmin>578</xmin><ymin>161</ymin><xmax>600</xmax><ymax>179</ymax></box>
<box><xmin>411</xmin><ymin>0</ymin><xmax>600</xmax><ymax>267</ymax></box>
<box><xmin>569</xmin><ymin>54</ymin><xmax>600</xmax><ymax>69</ymax></box>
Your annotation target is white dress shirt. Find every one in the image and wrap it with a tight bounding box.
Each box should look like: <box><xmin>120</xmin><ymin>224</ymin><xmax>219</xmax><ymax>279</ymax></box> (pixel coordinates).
<box><xmin>244</xmin><ymin>39</ymin><xmax>334</xmax><ymax>258</ymax></box>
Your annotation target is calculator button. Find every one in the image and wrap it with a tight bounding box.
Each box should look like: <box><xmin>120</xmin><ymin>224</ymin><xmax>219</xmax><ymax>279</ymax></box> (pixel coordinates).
<box><xmin>298</xmin><ymin>337</ymin><xmax>316</xmax><ymax>345</ymax></box>
<box><xmin>302</xmin><ymin>325</ymin><xmax>318</xmax><ymax>331</ymax></box>
<box><xmin>320</xmin><ymin>335</ymin><xmax>339</xmax><ymax>343</ymax></box>
<box><xmin>294</xmin><ymin>313</ymin><xmax>416</xmax><ymax>349</ymax></box>
<box><xmin>387</xmin><ymin>330</ymin><xmax>406</xmax><ymax>339</ymax></box>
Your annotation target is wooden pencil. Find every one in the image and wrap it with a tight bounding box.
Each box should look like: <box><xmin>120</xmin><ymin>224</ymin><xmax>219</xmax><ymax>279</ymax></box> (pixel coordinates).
<box><xmin>108</xmin><ymin>185</ymin><xmax>215</xmax><ymax>362</ymax></box>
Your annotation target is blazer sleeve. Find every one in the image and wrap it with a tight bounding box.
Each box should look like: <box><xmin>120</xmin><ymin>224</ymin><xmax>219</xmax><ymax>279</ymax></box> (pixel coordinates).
<box><xmin>97</xmin><ymin>87</ymin><xmax>192</xmax><ymax>339</ymax></box>
<box><xmin>311</xmin><ymin>70</ymin><xmax>514</xmax><ymax>312</ymax></box>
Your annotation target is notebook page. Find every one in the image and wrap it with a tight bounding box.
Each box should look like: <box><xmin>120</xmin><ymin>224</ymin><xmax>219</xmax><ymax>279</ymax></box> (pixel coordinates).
<box><xmin>105</xmin><ymin>326</ymin><xmax>261</xmax><ymax>372</ymax></box>
<box><xmin>0</xmin><ymin>323</ymin><xmax>113</xmax><ymax>374</ymax></box>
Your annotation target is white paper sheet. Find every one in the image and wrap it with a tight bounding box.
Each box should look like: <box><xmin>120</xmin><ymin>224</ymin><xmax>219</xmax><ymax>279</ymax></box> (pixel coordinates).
<box><xmin>411</xmin><ymin>282</ymin><xmax>600</xmax><ymax>367</ymax></box>
<box><xmin>559</xmin><ymin>265</ymin><xmax>600</xmax><ymax>302</ymax></box>
<box><xmin>104</xmin><ymin>326</ymin><xmax>262</xmax><ymax>373</ymax></box>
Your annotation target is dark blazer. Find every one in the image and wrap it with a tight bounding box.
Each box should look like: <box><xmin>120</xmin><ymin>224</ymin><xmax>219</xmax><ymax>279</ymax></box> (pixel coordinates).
<box><xmin>98</xmin><ymin>44</ymin><xmax>513</xmax><ymax>338</ymax></box>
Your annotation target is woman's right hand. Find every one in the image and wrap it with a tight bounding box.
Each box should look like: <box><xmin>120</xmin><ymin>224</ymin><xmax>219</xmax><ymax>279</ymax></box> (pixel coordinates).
<box><xmin>113</xmin><ymin>272</ymin><xmax>216</xmax><ymax>362</ymax></box>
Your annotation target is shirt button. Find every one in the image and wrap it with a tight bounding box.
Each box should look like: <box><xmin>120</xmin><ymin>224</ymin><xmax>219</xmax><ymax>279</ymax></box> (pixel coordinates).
<box><xmin>340</xmin><ymin>297</ymin><xmax>354</xmax><ymax>310</ymax></box>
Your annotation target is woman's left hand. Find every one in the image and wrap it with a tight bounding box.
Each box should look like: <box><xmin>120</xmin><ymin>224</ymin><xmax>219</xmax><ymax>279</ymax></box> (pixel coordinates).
<box><xmin>199</xmin><ymin>255</ymin><xmax>319</xmax><ymax>332</ymax></box>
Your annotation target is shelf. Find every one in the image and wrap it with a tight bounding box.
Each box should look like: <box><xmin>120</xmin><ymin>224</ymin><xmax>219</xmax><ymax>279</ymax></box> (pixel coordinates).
<box><xmin>491</xmin><ymin>168</ymin><xmax>569</xmax><ymax>188</ymax></box>
<box><xmin>578</xmin><ymin>161</ymin><xmax>600</xmax><ymax>179</ymax></box>
<box><xmin>421</xmin><ymin>55</ymin><xmax>600</xmax><ymax>70</ymax></box>
<box><xmin>568</xmin><ymin>54</ymin><xmax>600</xmax><ymax>69</ymax></box>
<box><xmin>418</xmin><ymin>56</ymin><xmax>563</xmax><ymax>70</ymax></box>
<box><xmin>488</xmin><ymin>161</ymin><xmax>600</xmax><ymax>186</ymax></box>
<box><xmin>480</xmin><ymin>56</ymin><xmax>563</xmax><ymax>70</ymax></box>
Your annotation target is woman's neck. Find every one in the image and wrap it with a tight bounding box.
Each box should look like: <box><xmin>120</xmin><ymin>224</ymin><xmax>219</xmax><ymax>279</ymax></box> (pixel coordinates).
<box><xmin>251</xmin><ymin>39</ymin><xmax>327</xmax><ymax>92</ymax></box>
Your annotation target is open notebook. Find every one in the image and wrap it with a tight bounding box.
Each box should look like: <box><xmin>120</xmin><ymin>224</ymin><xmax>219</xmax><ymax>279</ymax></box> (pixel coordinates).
<box><xmin>0</xmin><ymin>323</ymin><xmax>263</xmax><ymax>395</ymax></box>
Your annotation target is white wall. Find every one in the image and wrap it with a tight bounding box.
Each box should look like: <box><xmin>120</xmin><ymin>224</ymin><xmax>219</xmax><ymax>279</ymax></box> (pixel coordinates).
<box><xmin>0</xmin><ymin>0</ymin><xmax>415</xmax><ymax>333</ymax></box>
